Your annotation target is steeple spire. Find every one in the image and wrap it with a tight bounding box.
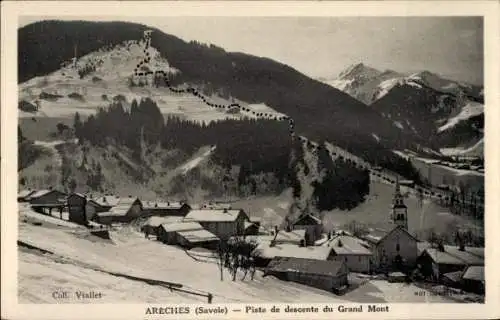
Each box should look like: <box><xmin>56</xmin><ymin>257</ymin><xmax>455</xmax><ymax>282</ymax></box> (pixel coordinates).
<box><xmin>391</xmin><ymin>176</ymin><xmax>408</xmax><ymax>230</ymax></box>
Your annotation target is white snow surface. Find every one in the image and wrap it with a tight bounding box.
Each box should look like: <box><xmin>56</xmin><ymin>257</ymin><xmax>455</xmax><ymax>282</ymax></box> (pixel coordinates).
<box><xmin>18</xmin><ymin>213</ymin><xmax>455</xmax><ymax>303</ymax></box>
<box><xmin>440</xmin><ymin>138</ymin><xmax>484</xmax><ymax>157</ymax></box>
<box><xmin>374</xmin><ymin>77</ymin><xmax>422</xmax><ymax>101</ymax></box>
<box><xmin>438</xmin><ymin>101</ymin><xmax>484</xmax><ymax>132</ymax></box>
<box><xmin>179</xmin><ymin>145</ymin><xmax>216</xmax><ymax>175</ymax></box>
<box><xmin>324</xmin><ymin>79</ymin><xmax>354</xmax><ymax>91</ymax></box>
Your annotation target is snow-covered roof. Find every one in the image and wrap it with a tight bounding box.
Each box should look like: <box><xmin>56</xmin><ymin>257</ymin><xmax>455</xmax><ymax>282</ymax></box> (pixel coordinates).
<box><xmin>160</xmin><ymin>221</ymin><xmax>204</xmax><ymax>233</ymax></box>
<box><xmin>362</xmin><ymin>226</ymin><xmax>417</xmax><ymax>245</ymax></box>
<box><xmin>28</xmin><ymin>189</ymin><xmax>56</xmax><ymax>199</ymax></box>
<box><xmin>184</xmin><ymin>209</ymin><xmax>243</xmax><ymax>222</ymax></box>
<box><xmin>144</xmin><ymin>216</ymin><xmax>183</xmax><ymax>227</ymax></box>
<box><xmin>94</xmin><ymin>195</ymin><xmax>121</xmax><ymax>207</ymax></box>
<box><xmin>267</xmin><ymin>257</ymin><xmax>346</xmax><ymax>277</ymax></box>
<box><xmin>442</xmin><ymin>271</ymin><xmax>463</xmax><ymax>283</ymax></box>
<box><xmin>423</xmin><ymin>246</ymin><xmax>484</xmax><ymax>266</ymax></box>
<box><xmin>292</xmin><ymin>213</ymin><xmax>322</xmax><ymax>226</ymax></box>
<box><xmin>462</xmin><ymin>266</ymin><xmax>484</xmax><ymax>282</ymax></box>
<box><xmin>252</xmin><ymin>242</ymin><xmax>332</xmax><ymax>260</ymax></box>
<box><xmin>327</xmin><ymin>235</ymin><xmax>372</xmax><ymax>255</ymax></box>
<box><xmin>143</xmin><ymin>201</ymin><xmax>189</xmax><ymax>210</ymax></box>
<box><xmin>106</xmin><ymin>197</ymin><xmax>141</xmax><ymax>216</ymax></box>
<box><xmin>177</xmin><ymin>229</ymin><xmax>219</xmax><ymax>243</ymax></box>
<box><xmin>18</xmin><ymin>189</ymin><xmax>36</xmax><ymax>198</ymax></box>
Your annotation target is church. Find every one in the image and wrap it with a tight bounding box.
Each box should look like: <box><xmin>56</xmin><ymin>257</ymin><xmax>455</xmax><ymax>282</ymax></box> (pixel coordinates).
<box><xmin>360</xmin><ymin>179</ymin><xmax>419</xmax><ymax>273</ymax></box>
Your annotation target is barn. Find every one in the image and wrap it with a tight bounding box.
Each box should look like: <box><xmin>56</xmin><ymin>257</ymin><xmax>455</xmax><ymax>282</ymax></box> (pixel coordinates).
<box><xmin>142</xmin><ymin>201</ymin><xmax>191</xmax><ymax>217</ymax></box>
<box><xmin>361</xmin><ymin>225</ymin><xmax>418</xmax><ymax>273</ymax></box>
<box><xmin>95</xmin><ymin>197</ymin><xmax>143</xmax><ymax>225</ymax></box>
<box><xmin>325</xmin><ymin>235</ymin><xmax>373</xmax><ymax>273</ymax></box>
<box><xmin>265</xmin><ymin>257</ymin><xmax>349</xmax><ymax>294</ymax></box>
<box><xmin>183</xmin><ymin>209</ymin><xmax>248</xmax><ymax>240</ymax></box>
<box><xmin>28</xmin><ymin>189</ymin><xmax>67</xmax><ymax>216</ymax></box>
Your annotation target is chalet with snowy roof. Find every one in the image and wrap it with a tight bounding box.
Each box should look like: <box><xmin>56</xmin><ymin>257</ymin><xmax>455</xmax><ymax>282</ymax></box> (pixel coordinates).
<box><xmin>251</xmin><ymin>241</ymin><xmax>333</xmax><ymax>267</ymax></box>
<box><xmin>417</xmin><ymin>244</ymin><xmax>484</xmax><ymax>282</ymax></box>
<box><xmin>18</xmin><ymin>189</ymin><xmax>36</xmax><ymax>202</ymax></box>
<box><xmin>157</xmin><ymin>221</ymin><xmax>219</xmax><ymax>249</ymax></box>
<box><xmin>264</xmin><ymin>257</ymin><xmax>349</xmax><ymax>294</ymax></box>
<box><xmin>289</xmin><ymin>213</ymin><xmax>323</xmax><ymax>246</ymax></box>
<box><xmin>95</xmin><ymin>197</ymin><xmax>143</xmax><ymax>225</ymax></box>
<box><xmin>183</xmin><ymin>208</ymin><xmax>248</xmax><ymax>239</ymax></box>
<box><xmin>325</xmin><ymin>235</ymin><xmax>373</xmax><ymax>273</ymax></box>
<box><xmin>141</xmin><ymin>216</ymin><xmax>183</xmax><ymax>238</ymax></box>
<box><xmin>29</xmin><ymin>189</ymin><xmax>67</xmax><ymax>215</ymax></box>
<box><xmin>142</xmin><ymin>201</ymin><xmax>191</xmax><ymax>217</ymax></box>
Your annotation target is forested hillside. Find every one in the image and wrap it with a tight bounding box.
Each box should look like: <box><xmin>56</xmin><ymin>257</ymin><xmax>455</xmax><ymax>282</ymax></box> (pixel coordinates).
<box><xmin>72</xmin><ymin>98</ymin><xmax>371</xmax><ymax>211</ymax></box>
<box><xmin>19</xmin><ymin>20</ymin><xmax>428</xmax><ymax>180</ymax></box>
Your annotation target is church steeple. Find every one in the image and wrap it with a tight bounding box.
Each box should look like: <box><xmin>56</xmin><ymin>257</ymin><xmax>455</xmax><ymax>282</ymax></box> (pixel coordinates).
<box><xmin>391</xmin><ymin>177</ymin><xmax>408</xmax><ymax>230</ymax></box>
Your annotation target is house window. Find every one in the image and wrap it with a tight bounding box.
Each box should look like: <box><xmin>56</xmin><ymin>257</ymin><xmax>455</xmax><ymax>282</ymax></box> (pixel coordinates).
<box><xmin>396</xmin><ymin>243</ymin><xmax>400</xmax><ymax>252</ymax></box>
<box><xmin>358</xmin><ymin>256</ymin><xmax>361</xmax><ymax>262</ymax></box>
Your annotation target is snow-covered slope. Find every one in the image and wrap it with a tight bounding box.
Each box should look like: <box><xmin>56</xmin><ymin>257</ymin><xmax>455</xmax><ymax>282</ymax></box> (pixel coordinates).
<box><xmin>321</xmin><ymin>63</ymin><xmax>403</xmax><ymax>105</ymax></box>
<box><xmin>18</xmin><ymin>40</ymin><xmax>285</xmax><ymax>123</ymax></box>
<box><xmin>438</xmin><ymin>101</ymin><xmax>484</xmax><ymax>132</ymax></box>
<box><xmin>325</xmin><ymin>64</ymin><xmax>484</xmax><ymax>152</ymax></box>
<box><xmin>18</xmin><ymin>211</ymin><xmax>458</xmax><ymax>303</ymax></box>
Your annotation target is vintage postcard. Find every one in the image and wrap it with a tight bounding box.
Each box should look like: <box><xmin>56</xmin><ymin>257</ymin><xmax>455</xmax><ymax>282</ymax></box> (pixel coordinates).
<box><xmin>1</xmin><ymin>1</ymin><xmax>499</xmax><ymax>319</ymax></box>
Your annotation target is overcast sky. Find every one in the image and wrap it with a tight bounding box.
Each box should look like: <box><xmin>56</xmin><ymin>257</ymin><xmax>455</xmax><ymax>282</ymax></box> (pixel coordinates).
<box><xmin>20</xmin><ymin>16</ymin><xmax>483</xmax><ymax>85</ymax></box>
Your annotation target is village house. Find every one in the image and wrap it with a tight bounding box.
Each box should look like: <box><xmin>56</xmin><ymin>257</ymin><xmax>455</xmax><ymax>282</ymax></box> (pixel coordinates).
<box><xmin>141</xmin><ymin>216</ymin><xmax>183</xmax><ymax>238</ymax></box>
<box><xmin>18</xmin><ymin>189</ymin><xmax>36</xmax><ymax>202</ymax></box>
<box><xmin>289</xmin><ymin>213</ymin><xmax>323</xmax><ymax>246</ymax></box>
<box><xmin>183</xmin><ymin>208</ymin><xmax>248</xmax><ymax>240</ymax></box>
<box><xmin>264</xmin><ymin>257</ymin><xmax>349</xmax><ymax>294</ymax></box>
<box><xmin>157</xmin><ymin>221</ymin><xmax>219</xmax><ymax>249</ymax></box>
<box><xmin>142</xmin><ymin>201</ymin><xmax>191</xmax><ymax>217</ymax></box>
<box><xmin>325</xmin><ymin>234</ymin><xmax>373</xmax><ymax>273</ymax></box>
<box><xmin>67</xmin><ymin>193</ymin><xmax>111</xmax><ymax>225</ymax></box>
<box><xmin>94</xmin><ymin>196</ymin><xmax>143</xmax><ymax>225</ymax></box>
<box><xmin>417</xmin><ymin>244</ymin><xmax>484</xmax><ymax>282</ymax></box>
<box><xmin>28</xmin><ymin>189</ymin><xmax>67</xmax><ymax>216</ymax></box>
<box><xmin>361</xmin><ymin>225</ymin><xmax>418</xmax><ymax>273</ymax></box>
<box><xmin>251</xmin><ymin>241</ymin><xmax>333</xmax><ymax>267</ymax></box>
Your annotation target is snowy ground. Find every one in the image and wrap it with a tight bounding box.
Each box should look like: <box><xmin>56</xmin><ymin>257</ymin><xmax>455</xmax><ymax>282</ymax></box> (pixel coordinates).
<box><xmin>18</xmin><ymin>210</ymin><xmax>456</xmax><ymax>304</ymax></box>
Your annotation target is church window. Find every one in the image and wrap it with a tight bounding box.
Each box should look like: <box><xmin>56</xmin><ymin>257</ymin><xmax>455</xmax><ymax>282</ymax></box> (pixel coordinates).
<box><xmin>396</xmin><ymin>243</ymin><xmax>400</xmax><ymax>251</ymax></box>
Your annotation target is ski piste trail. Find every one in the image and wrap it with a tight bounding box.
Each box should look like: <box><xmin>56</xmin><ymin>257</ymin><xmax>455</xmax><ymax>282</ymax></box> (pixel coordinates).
<box><xmin>131</xmin><ymin>30</ymin><xmax>448</xmax><ymax>202</ymax></box>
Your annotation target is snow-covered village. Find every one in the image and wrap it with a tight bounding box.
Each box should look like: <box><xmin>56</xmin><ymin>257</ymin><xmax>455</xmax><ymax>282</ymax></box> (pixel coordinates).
<box><xmin>14</xmin><ymin>16</ymin><xmax>486</xmax><ymax>305</ymax></box>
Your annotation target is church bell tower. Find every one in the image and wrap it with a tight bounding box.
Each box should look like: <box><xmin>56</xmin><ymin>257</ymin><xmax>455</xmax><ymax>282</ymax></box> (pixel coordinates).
<box><xmin>391</xmin><ymin>178</ymin><xmax>408</xmax><ymax>230</ymax></box>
